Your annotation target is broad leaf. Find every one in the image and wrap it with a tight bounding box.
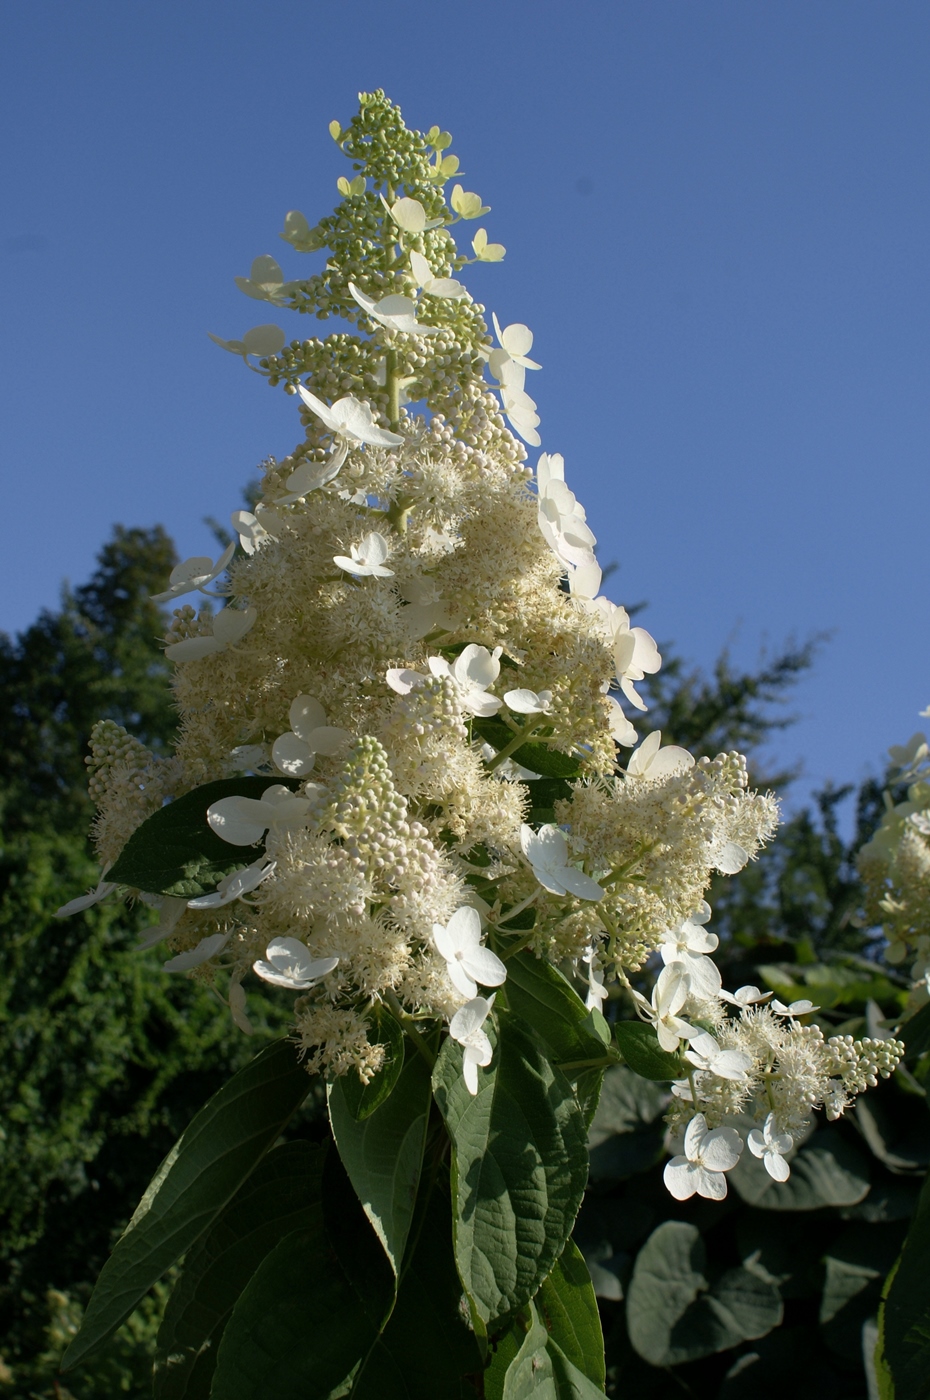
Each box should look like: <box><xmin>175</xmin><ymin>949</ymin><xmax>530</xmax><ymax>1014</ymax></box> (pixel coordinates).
<box><xmin>494</xmin><ymin>1304</ymin><xmax>605</xmax><ymax>1399</ymax></box>
<box><xmin>432</xmin><ymin>1008</ymin><xmax>589</xmax><ymax>1327</ymax></box>
<box><xmin>502</xmin><ymin>951</ymin><xmax>612</xmax><ymax>1066</ymax></box>
<box><xmin>209</xmin><ymin>1151</ymin><xmax>394</xmax><ymax>1400</ymax></box>
<box><xmin>109</xmin><ymin>777</ymin><xmax>299</xmax><ymax>897</ymax></box>
<box><xmin>328</xmin><ymin>1045</ymin><xmax>432</xmax><ymax>1275</ymax></box>
<box><xmin>626</xmin><ymin>1221</ymin><xmax>782</xmax><ymax>1366</ymax></box>
<box><xmin>901</xmin><ymin>998</ymin><xmax>930</xmax><ymax>1060</ymax></box>
<box><xmin>612</xmin><ymin>1020</ymin><xmax>684</xmax><ymax>1080</ymax></box>
<box><xmin>472</xmin><ymin>717</ymin><xmax>582</xmax><ymax>779</ymax></box>
<box><xmin>61</xmin><ymin>1039</ymin><xmax>312</xmax><ymax>1371</ymax></box>
<box><xmin>338</xmin><ymin>1006</ymin><xmax>406</xmax><ymax>1121</ymax></box>
<box><xmin>880</xmin><ymin>1171</ymin><xmax>930</xmax><ymax>1398</ymax></box>
<box><xmin>153</xmin><ymin>1141</ymin><xmax>324</xmax><ymax>1399</ymax></box>
<box><xmin>731</xmin><ymin>1126</ymin><xmax>870</xmax><ymax>1210</ymax></box>
<box><xmin>586</xmin><ymin>1065</ymin><xmax>666</xmax><ymax>1181</ymax></box>
<box><xmin>536</xmin><ymin>1240</ymin><xmax>606</xmax><ymax>1388</ymax></box>
<box><xmin>349</xmin><ymin>1182</ymin><xmax>484</xmax><ymax>1398</ymax></box>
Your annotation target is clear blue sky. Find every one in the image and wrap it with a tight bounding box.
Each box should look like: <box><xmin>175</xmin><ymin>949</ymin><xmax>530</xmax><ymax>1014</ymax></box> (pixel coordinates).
<box><xmin>2</xmin><ymin>1</ymin><xmax>928</xmax><ymax>819</ymax></box>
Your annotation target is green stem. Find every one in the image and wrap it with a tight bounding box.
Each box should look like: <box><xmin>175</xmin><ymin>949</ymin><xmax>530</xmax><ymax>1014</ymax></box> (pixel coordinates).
<box><xmin>386</xmin><ymin>348</ymin><xmax>401</xmax><ymax>429</ymax></box>
<box><xmin>385</xmin><ymin>991</ymin><xmax>437</xmax><ymax>1069</ymax></box>
<box><xmin>484</xmin><ymin>718</ymin><xmax>544</xmax><ymax>771</ymax></box>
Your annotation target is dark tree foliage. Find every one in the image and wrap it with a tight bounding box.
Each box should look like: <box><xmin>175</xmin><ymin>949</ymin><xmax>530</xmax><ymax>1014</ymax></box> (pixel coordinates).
<box><xmin>0</xmin><ymin>528</ymin><xmax>294</xmax><ymax>1395</ymax></box>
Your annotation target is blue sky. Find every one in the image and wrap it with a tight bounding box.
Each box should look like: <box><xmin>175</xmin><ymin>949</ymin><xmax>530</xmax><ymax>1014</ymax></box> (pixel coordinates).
<box><xmin>2</xmin><ymin>1</ymin><xmax>928</xmax><ymax>818</ymax></box>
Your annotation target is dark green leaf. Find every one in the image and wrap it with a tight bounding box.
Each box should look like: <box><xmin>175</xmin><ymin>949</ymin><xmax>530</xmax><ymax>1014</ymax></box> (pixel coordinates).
<box><xmin>109</xmin><ymin>777</ymin><xmax>299</xmax><ymax>897</ymax></box>
<box><xmin>337</xmin><ymin>1006</ymin><xmax>406</xmax><ymax>1121</ymax></box>
<box><xmin>586</xmin><ymin>1066</ymin><xmax>667</xmax><ymax>1181</ymax></box>
<box><xmin>536</xmin><ymin>1240</ymin><xmax>605</xmax><ymax>1388</ymax></box>
<box><xmin>901</xmin><ymin>999</ymin><xmax>930</xmax><ymax>1061</ymax></box>
<box><xmin>510</xmin><ymin>743</ymin><xmax>581</xmax><ymax>779</ymax></box>
<box><xmin>731</xmin><ymin>1126</ymin><xmax>871</xmax><ymax>1210</ymax></box>
<box><xmin>494</xmin><ymin>1304</ymin><xmax>605</xmax><ymax>1399</ymax></box>
<box><xmin>209</xmin><ymin>1150</ymin><xmax>394</xmax><ymax>1400</ymax></box>
<box><xmin>880</xmin><ymin>1170</ymin><xmax>930</xmax><ymax>1398</ymax></box>
<box><xmin>327</xmin><ymin>1045</ymin><xmax>432</xmax><ymax>1275</ymax></box>
<box><xmin>502</xmin><ymin>951</ymin><xmax>612</xmax><ymax>1068</ymax></box>
<box><xmin>61</xmin><ymin>1039</ymin><xmax>312</xmax><ymax>1371</ymax></box>
<box><xmin>349</xmin><ymin>1182</ymin><xmax>484</xmax><ymax>1399</ymax></box>
<box><xmin>432</xmin><ymin>1008</ymin><xmax>589</xmax><ymax>1328</ymax></box>
<box><xmin>612</xmin><ymin>1021</ymin><xmax>684</xmax><ymax>1080</ymax></box>
<box><xmin>626</xmin><ymin>1221</ymin><xmax>782</xmax><ymax>1366</ymax></box>
<box><xmin>153</xmin><ymin>1141</ymin><xmax>324</xmax><ymax>1399</ymax></box>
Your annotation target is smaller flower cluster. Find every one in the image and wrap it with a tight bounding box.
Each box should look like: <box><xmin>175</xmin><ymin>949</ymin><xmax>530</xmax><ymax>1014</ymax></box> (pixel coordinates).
<box><xmin>634</xmin><ymin>911</ymin><xmax>905</xmax><ymax>1202</ymax></box>
<box><xmin>858</xmin><ymin>716</ymin><xmax>930</xmax><ymax>1004</ymax></box>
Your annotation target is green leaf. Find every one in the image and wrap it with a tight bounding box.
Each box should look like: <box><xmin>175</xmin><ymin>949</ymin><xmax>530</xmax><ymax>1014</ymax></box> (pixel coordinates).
<box><xmin>209</xmin><ymin>1150</ymin><xmax>394</xmax><ymax>1400</ymax></box>
<box><xmin>586</xmin><ymin>1065</ymin><xmax>667</xmax><ymax>1181</ymax></box>
<box><xmin>880</xmin><ymin>1171</ymin><xmax>930</xmax><ymax>1398</ymax></box>
<box><xmin>495</xmin><ymin>1304</ymin><xmax>605</xmax><ymax>1399</ymax></box>
<box><xmin>901</xmin><ymin>998</ymin><xmax>930</xmax><ymax>1060</ymax></box>
<box><xmin>337</xmin><ymin>1006</ymin><xmax>406</xmax><ymax>1121</ymax></box>
<box><xmin>153</xmin><ymin>1141</ymin><xmax>324</xmax><ymax>1399</ymax></box>
<box><xmin>536</xmin><ymin>1240</ymin><xmax>606</xmax><ymax>1388</ymax></box>
<box><xmin>731</xmin><ymin>1126</ymin><xmax>871</xmax><ymax>1210</ymax></box>
<box><xmin>61</xmin><ymin>1039</ymin><xmax>312</xmax><ymax>1371</ymax></box>
<box><xmin>502</xmin><ymin>951</ymin><xmax>612</xmax><ymax>1067</ymax></box>
<box><xmin>327</xmin><ymin>1044</ymin><xmax>432</xmax><ymax>1275</ymax></box>
<box><xmin>349</xmin><ymin>1182</ymin><xmax>484</xmax><ymax>1399</ymax></box>
<box><xmin>612</xmin><ymin>1021</ymin><xmax>684</xmax><ymax>1080</ymax></box>
<box><xmin>626</xmin><ymin>1221</ymin><xmax>782</xmax><ymax>1366</ymax></box>
<box><xmin>108</xmin><ymin>777</ymin><xmax>299</xmax><ymax>897</ymax></box>
<box><xmin>432</xmin><ymin>1008</ymin><xmax>589</xmax><ymax>1328</ymax></box>
<box><xmin>511</xmin><ymin>743</ymin><xmax>582</xmax><ymax>779</ymax></box>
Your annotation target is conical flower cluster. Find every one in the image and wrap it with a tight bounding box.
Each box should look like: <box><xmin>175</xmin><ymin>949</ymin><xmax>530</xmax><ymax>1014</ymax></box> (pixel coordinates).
<box><xmin>59</xmin><ymin>94</ymin><xmax>900</xmax><ymax>1185</ymax></box>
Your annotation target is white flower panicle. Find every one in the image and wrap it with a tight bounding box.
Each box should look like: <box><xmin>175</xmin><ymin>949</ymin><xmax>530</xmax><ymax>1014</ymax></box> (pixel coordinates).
<box><xmin>64</xmin><ymin>94</ymin><xmax>893</xmax><ymax>1127</ymax></box>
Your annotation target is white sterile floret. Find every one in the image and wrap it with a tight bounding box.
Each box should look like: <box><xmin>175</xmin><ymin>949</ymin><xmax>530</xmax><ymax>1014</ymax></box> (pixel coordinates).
<box><xmin>432</xmin><ymin>906</ymin><xmax>507</xmax><ymax>999</ymax></box>
<box><xmin>296</xmin><ymin>384</ymin><xmax>403</xmax><ymax>447</ymax></box>
<box><xmin>163</xmin><ymin>932</ymin><xmax>230</xmax><ymax>973</ymax></box>
<box><xmin>208</xmin><ymin>324</ymin><xmax>286</xmax><ymax>362</ymax></box>
<box><xmin>234</xmin><ymin>255</ymin><xmax>295</xmax><ymax>305</ymax></box>
<box><xmin>627</xmin><ymin>730</ymin><xmax>695</xmax><ymax>780</ymax></box>
<box><xmin>658</xmin><ymin>914</ymin><xmax>722</xmax><ymax>999</ymax></box>
<box><xmin>604</xmin><ymin>693</ymin><xmax>637</xmax><ymax>746</ymax></box>
<box><xmin>772</xmin><ymin>998</ymin><xmax>819</xmax><ymax>1017</ymax></box>
<box><xmin>472</xmin><ymin>227</ymin><xmax>505</xmax><ymax>262</ymax></box>
<box><xmin>663</xmin><ymin>1114</ymin><xmax>744</xmax><ymax>1201</ymax></box>
<box><xmin>164</xmin><ymin>606</ymin><xmax>257</xmax><ymax>662</ymax></box>
<box><xmin>503</xmin><ymin>688</ymin><xmax>553</xmax><ymax>715</ymax></box>
<box><xmin>271</xmin><ymin>695</ymin><xmax>352</xmax><ymax>777</ymax></box>
<box><xmin>450</xmin><ymin>185</ymin><xmax>490</xmax><ymax>220</ymax></box>
<box><xmin>253</xmin><ymin>937</ymin><xmax>339</xmax><ymax>990</ymax></box>
<box><xmin>186</xmin><ymin>858</ymin><xmax>276</xmax><ymax>910</ymax></box>
<box><xmin>609</xmin><ymin>607</ymin><xmax>661</xmax><ymax>711</ymax></box>
<box><xmin>719</xmin><ymin>984</ymin><xmax>773</xmax><ymax>1007</ymax></box>
<box><xmin>136</xmin><ymin>896</ymin><xmax>187</xmax><ymax>950</ymax></box>
<box><xmin>207</xmin><ymin>784</ymin><xmax>314</xmax><ymax>846</ymax></box>
<box><xmin>55</xmin><ymin>873</ymin><xmax>116</xmax><ymax>918</ymax></box>
<box><xmin>279</xmin><ymin>210</ymin><xmax>323</xmax><ymax>252</ymax></box>
<box><xmin>500</xmin><ymin>385</ymin><xmax>541</xmax><ymax>447</ymax></box>
<box><xmin>584</xmin><ymin>945</ymin><xmax>609</xmax><ymax>1013</ymax></box>
<box><xmin>231</xmin><ymin>507</ymin><xmax>283</xmax><ymax>554</ymax></box>
<box><xmin>334</xmin><ymin>532</ymin><xmax>394</xmax><ymax>578</ymax></box>
<box><xmin>228</xmin><ymin>980</ymin><xmax>253</xmax><ymax>1036</ymax></box>
<box><xmin>490</xmin><ymin>314</ymin><xmax>541</xmax><ymax>377</ymax></box>
<box><xmin>424</xmin><ymin>645</ymin><xmax>504</xmax><ymax>717</ymax></box>
<box><xmin>275</xmin><ymin>443</ymin><xmax>349</xmax><ymax>504</ymax></box>
<box><xmin>889</xmin><ymin>732</ymin><xmax>929</xmax><ymax>772</ymax></box>
<box><xmin>535</xmin><ymin>454</ymin><xmax>600</xmax><ymax>586</ymax></box>
<box><xmin>639</xmin><ymin>964</ymin><xmax>696</xmax><ymax>1051</ymax></box>
<box><xmin>382</xmin><ymin>194</ymin><xmax>443</xmax><ymax>234</ymax></box>
<box><xmin>747</xmin><ymin>1113</ymin><xmax>793</xmax><ymax>1181</ymax></box>
<box><xmin>349</xmin><ymin>281</ymin><xmax>438</xmax><ymax>337</ymax></box>
<box><xmin>520</xmin><ymin>824</ymin><xmax>605</xmax><ymax>901</ymax></box>
<box><xmin>449</xmin><ymin>995</ymin><xmax>496</xmax><ymax>1095</ymax></box>
<box><xmin>151</xmin><ymin>543</ymin><xmax>236</xmax><ymax>603</ymax></box>
<box><xmin>685</xmin><ymin>1031</ymin><xmax>753</xmax><ymax>1082</ymax></box>
<box><xmin>409</xmin><ymin>250</ymin><xmax>466</xmax><ymax>299</ymax></box>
